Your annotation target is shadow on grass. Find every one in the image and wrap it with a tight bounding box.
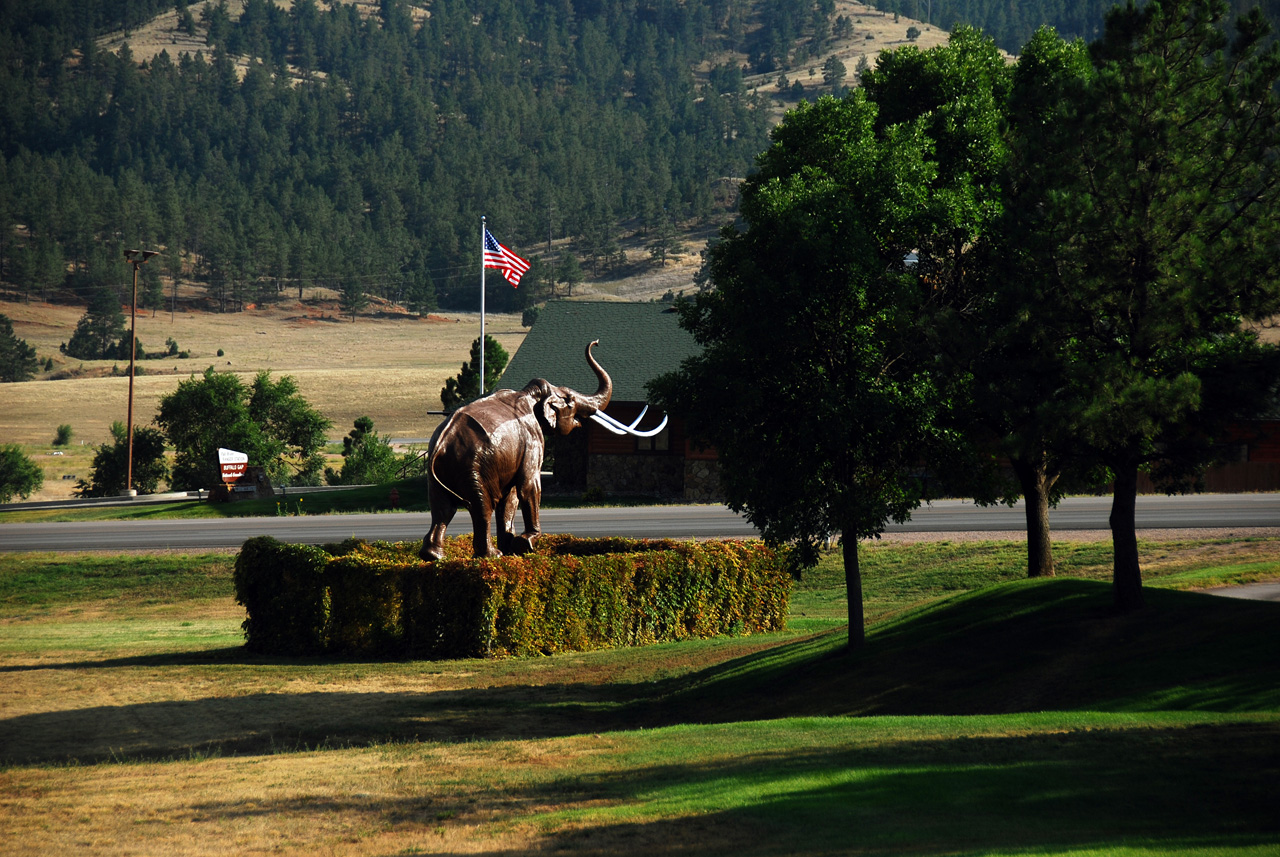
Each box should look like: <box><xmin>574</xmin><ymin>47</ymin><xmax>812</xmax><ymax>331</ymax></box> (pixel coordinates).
<box><xmin>4</xmin><ymin>580</ymin><xmax>1278</xmax><ymax>769</ymax></box>
<box><xmin>182</xmin><ymin>722</ymin><xmax>1280</xmax><ymax>857</ymax></box>
<box><xmin>653</xmin><ymin>579</ymin><xmax>1280</xmax><ymax>722</ymax></box>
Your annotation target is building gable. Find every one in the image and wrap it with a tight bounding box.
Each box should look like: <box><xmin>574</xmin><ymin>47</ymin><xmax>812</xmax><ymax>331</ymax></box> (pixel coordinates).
<box><xmin>499</xmin><ymin>300</ymin><xmax>699</xmax><ymax>402</ymax></box>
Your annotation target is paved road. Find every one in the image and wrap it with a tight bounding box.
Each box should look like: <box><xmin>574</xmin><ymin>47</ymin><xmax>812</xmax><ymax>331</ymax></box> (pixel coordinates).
<box><xmin>1202</xmin><ymin>582</ymin><xmax>1280</xmax><ymax>602</ymax></box>
<box><xmin>1</xmin><ymin>493</ymin><xmax>1277</xmax><ymax>553</ymax></box>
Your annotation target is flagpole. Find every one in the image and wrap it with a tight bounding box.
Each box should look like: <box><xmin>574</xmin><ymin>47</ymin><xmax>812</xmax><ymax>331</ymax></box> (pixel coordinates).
<box><xmin>480</xmin><ymin>215</ymin><xmax>486</xmax><ymax>400</ymax></box>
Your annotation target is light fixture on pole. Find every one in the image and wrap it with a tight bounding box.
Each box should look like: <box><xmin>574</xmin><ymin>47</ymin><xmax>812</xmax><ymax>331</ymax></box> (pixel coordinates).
<box><xmin>123</xmin><ymin>249</ymin><xmax>160</xmax><ymax>496</ymax></box>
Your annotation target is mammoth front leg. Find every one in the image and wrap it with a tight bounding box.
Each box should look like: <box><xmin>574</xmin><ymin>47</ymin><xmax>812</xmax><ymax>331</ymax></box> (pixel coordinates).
<box><xmin>496</xmin><ymin>487</ymin><xmax>521</xmax><ymax>555</ymax></box>
<box><xmin>512</xmin><ymin>478</ymin><xmax>542</xmax><ymax>555</ymax></box>
<box><xmin>495</xmin><ymin>485</ymin><xmax>539</xmax><ymax>555</ymax></box>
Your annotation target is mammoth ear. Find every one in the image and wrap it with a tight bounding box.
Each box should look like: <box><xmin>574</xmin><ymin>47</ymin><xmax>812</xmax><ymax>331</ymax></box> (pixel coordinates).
<box><xmin>540</xmin><ymin>393</ymin><xmax>567</xmax><ymax>430</ymax></box>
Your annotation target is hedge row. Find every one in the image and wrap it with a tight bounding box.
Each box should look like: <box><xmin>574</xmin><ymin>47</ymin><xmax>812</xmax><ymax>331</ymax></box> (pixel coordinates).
<box><xmin>233</xmin><ymin>535</ymin><xmax>792</xmax><ymax>658</ymax></box>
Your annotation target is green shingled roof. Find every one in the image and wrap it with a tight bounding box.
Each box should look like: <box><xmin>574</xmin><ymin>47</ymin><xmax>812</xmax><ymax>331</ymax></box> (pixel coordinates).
<box><xmin>499</xmin><ymin>300</ymin><xmax>700</xmax><ymax>402</ymax></box>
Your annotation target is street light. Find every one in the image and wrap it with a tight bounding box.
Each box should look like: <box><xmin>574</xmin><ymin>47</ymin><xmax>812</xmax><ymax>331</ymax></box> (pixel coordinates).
<box><xmin>123</xmin><ymin>249</ymin><xmax>160</xmax><ymax>497</ymax></box>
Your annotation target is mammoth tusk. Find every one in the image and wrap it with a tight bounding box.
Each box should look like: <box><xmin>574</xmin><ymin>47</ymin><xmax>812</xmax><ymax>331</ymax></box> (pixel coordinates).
<box><xmin>590</xmin><ymin>413</ymin><xmax>627</xmax><ymax>436</ymax></box>
<box><xmin>624</xmin><ymin>405</ymin><xmax>649</xmax><ymax>431</ymax></box>
<box><xmin>590</xmin><ymin>409</ymin><xmax>669</xmax><ymax>438</ymax></box>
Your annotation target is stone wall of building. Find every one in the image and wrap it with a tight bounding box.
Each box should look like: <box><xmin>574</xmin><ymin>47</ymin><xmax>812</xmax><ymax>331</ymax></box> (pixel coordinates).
<box><xmin>683</xmin><ymin>458</ymin><xmax>721</xmax><ymax>502</ymax></box>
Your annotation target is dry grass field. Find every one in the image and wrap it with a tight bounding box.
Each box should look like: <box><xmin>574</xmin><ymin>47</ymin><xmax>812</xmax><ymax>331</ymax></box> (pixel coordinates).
<box><xmin>1</xmin><ymin>297</ymin><xmax>531</xmax><ymax>498</ymax></box>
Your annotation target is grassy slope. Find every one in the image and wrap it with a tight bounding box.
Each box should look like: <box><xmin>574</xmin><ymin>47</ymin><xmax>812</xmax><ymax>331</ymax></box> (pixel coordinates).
<box><xmin>660</xmin><ymin>579</ymin><xmax>1280</xmax><ymax>724</ymax></box>
<box><xmin>2</xmin><ymin>542</ymin><xmax>1278</xmax><ymax>855</ymax></box>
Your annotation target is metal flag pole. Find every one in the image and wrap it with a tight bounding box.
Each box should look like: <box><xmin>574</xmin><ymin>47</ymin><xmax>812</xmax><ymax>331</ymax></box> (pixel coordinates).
<box><xmin>479</xmin><ymin>215</ymin><xmax>486</xmax><ymax>400</ymax></box>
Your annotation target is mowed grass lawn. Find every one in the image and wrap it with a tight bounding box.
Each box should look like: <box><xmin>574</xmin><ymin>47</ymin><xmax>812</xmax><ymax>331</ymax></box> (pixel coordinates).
<box><xmin>1</xmin><ymin>538</ymin><xmax>1278</xmax><ymax>856</ymax></box>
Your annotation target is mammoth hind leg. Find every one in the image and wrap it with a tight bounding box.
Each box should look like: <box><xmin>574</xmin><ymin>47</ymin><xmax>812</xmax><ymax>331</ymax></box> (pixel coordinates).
<box><xmin>420</xmin><ymin>483</ymin><xmax>459</xmax><ymax>562</ymax></box>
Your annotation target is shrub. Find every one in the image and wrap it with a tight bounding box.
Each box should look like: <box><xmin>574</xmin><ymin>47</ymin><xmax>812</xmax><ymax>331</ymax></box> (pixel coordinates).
<box><xmin>0</xmin><ymin>444</ymin><xmax>43</xmax><ymax>503</ymax></box>
<box><xmin>234</xmin><ymin>536</ymin><xmax>332</xmax><ymax>655</ymax></box>
<box><xmin>234</xmin><ymin>536</ymin><xmax>792</xmax><ymax>658</ymax></box>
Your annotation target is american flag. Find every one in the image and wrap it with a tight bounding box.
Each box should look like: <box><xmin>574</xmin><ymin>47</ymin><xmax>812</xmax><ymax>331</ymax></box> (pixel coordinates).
<box><xmin>483</xmin><ymin>228</ymin><xmax>530</xmax><ymax>287</ymax></box>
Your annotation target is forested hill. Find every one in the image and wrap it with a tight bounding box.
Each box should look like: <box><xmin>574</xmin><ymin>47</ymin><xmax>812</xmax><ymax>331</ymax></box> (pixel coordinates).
<box><xmin>1</xmin><ymin>0</ymin><xmax>781</xmax><ymax>314</ymax></box>
<box><xmin>3</xmin><ymin>0</ymin><xmax>1276</xmax><ymax>316</ymax></box>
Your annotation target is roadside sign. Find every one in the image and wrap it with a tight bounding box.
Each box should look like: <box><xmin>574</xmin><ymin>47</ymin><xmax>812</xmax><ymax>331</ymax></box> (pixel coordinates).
<box><xmin>218</xmin><ymin>447</ymin><xmax>249</xmax><ymax>483</ymax></box>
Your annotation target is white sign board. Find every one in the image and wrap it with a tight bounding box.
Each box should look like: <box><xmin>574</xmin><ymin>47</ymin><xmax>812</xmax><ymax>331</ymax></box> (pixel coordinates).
<box><xmin>218</xmin><ymin>447</ymin><xmax>249</xmax><ymax>483</ymax></box>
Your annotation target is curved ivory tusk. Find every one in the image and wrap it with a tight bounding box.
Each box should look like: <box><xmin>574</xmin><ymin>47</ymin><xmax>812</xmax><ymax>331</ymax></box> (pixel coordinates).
<box><xmin>590</xmin><ymin>413</ymin><xmax>628</xmax><ymax>435</ymax></box>
<box><xmin>590</xmin><ymin>409</ymin><xmax>670</xmax><ymax>438</ymax></box>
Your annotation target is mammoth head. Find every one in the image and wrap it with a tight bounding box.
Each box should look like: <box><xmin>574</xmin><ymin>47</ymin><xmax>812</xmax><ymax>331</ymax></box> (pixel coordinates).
<box><xmin>537</xmin><ymin>340</ymin><xmax>612</xmax><ymax>435</ymax></box>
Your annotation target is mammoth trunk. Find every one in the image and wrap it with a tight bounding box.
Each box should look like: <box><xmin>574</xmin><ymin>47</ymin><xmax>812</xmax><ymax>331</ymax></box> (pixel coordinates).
<box><xmin>573</xmin><ymin>341</ymin><xmax>613</xmax><ymax>415</ymax></box>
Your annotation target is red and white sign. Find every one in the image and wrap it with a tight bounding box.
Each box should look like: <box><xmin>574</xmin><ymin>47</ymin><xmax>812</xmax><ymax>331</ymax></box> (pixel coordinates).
<box><xmin>218</xmin><ymin>447</ymin><xmax>249</xmax><ymax>483</ymax></box>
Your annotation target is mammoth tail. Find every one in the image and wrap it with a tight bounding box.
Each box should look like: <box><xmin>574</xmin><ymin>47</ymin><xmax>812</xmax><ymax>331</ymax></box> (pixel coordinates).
<box><xmin>428</xmin><ymin>412</ymin><xmax>471</xmax><ymax>505</ymax></box>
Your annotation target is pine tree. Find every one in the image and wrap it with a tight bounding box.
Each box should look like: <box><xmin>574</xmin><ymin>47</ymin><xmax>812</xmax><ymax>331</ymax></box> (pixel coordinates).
<box><xmin>62</xmin><ymin>288</ymin><xmax>126</xmax><ymax>360</ymax></box>
<box><xmin>0</xmin><ymin>314</ymin><xmax>40</xmax><ymax>382</ymax></box>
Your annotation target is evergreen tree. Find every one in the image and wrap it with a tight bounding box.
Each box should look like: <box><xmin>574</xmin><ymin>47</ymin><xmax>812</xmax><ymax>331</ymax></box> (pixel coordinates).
<box><xmin>62</xmin><ymin>287</ymin><xmax>126</xmax><ymax>360</ymax></box>
<box><xmin>325</xmin><ymin>415</ymin><xmax>399</xmax><ymax>485</ymax></box>
<box><xmin>994</xmin><ymin>0</ymin><xmax>1280</xmax><ymax>610</ymax></box>
<box><xmin>440</xmin><ymin>335</ymin><xmax>509</xmax><ymax>410</ymax></box>
<box><xmin>646</xmin><ymin>214</ymin><xmax>685</xmax><ymax>267</ymax></box>
<box><xmin>338</xmin><ymin>279</ymin><xmax>369</xmax><ymax>321</ymax></box>
<box><xmin>0</xmin><ymin>314</ymin><xmax>40</xmax><ymax>382</ymax></box>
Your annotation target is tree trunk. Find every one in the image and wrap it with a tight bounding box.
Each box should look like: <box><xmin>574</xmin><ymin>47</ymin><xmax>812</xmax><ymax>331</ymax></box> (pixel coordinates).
<box><xmin>843</xmin><ymin>531</ymin><xmax>865</xmax><ymax>650</ymax></box>
<box><xmin>1109</xmin><ymin>460</ymin><xmax>1145</xmax><ymax>611</ymax></box>
<box><xmin>1011</xmin><ymin>453</ymin><xmax>1056</xmax><ymax>577</ymax></box>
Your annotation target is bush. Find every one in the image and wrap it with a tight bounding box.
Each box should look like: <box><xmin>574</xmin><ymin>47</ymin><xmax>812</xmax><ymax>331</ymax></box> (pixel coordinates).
<box><xmin>234</xmin><ymin>537</ymin><xmax>332</xmax><ymax>655</ymax></box>
<box><xmin>0</xmin><ymin>445</ymin><xmax>43</xmax><ymax>503</ymax></box>
<box><xmin>233</xmin><ymin>536</ymin><xmax>792</xmax><ymax>658</ymax></box>
<box><xmin>53</xmin><ymin>424</ymin><xmax>73</xmax><ymax>446</ymax></box>
<box><xmin>75</xmin><ymin>421</ymin><xmax>169</xmax><ymax>497</ymax></box>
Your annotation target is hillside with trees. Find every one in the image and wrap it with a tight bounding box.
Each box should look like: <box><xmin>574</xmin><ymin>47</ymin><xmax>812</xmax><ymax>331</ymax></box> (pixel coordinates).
<box><xmin>876</xmin><ymin>0</ymin><xmax>1280</xmax><ymax>53</ymax></box>
<box><xmin>1</xmin><ymin>0</ymin><xmax>786</xmax><ymax>317</ymax></box>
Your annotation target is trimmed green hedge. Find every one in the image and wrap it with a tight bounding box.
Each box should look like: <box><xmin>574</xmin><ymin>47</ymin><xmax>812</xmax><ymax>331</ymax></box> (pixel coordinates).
<box><xmin>233</xmin><ymin>535</ymin><xmax>791</xmax><ymax>658</ymax></box>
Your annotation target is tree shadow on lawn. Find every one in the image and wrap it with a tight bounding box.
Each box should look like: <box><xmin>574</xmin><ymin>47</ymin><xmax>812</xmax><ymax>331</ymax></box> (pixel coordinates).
<box><xmin>5</xmin><ymin>580</ymin><xmax>1278</xmax><ymax>767</ymax></box>
<box><xmin>181</xmin><ymin>723</ymin><xmax>1280</xmax><ymax>857</ymax></box>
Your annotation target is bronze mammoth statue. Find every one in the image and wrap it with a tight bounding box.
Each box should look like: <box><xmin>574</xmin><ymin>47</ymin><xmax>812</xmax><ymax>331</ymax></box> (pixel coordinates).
<box><xmin>420</xmin><ymin>340</ymin><xmax>615</xmax><ymax>561</ymax></box>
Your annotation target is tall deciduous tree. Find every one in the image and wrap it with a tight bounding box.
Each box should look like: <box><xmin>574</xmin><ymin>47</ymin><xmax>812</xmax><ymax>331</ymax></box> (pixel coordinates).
<box><xmin>999</xmin><ymin>0</ymin><xmax>1280</xmax><ymax>609</ymax></box>
<box><xmin>76</xmin><ymin>421</ymin><xmax>169</xmax><ymax>497</ymax></box>
<box><xmin>651</xmin><ymin>91</ymin><xmax>959</xmax><ymax>650</ymax></box>
<box><xmin>865</xmin><ymin>27</ymin><xmax>1079</xmax><ymax>579</ymax></box>
<box><xmin>157</xmin><ymin>367</ymin><xmax>332</xmax><ymax>489</ymax></box>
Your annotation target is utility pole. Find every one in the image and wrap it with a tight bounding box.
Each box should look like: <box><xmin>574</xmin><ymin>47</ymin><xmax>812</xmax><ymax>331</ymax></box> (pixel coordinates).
<box><xmin>123</xmin><ymin>249</ymin><xmax>159</xmax><ymax>496</ymax></box>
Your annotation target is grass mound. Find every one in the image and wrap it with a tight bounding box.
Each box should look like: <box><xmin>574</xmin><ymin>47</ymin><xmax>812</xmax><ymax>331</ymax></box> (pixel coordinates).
<box><xmin>660</xmin><ymin>578</ymin><xmax>1280</xmax><ymax>721</ymax></box>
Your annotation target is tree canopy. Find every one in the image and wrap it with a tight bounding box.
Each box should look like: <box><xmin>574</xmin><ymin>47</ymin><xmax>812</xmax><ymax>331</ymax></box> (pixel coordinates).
<box><xmin>76</xmin><ymin>421</ymin><xmax>169</xmax><ymax>497</ymax></box>
<box><xmin>655</xmin><ymin>3</ymin><xmax>1280</xmax><ymax>640</ymax></box>
<box><xmin>0</xmin><ymin>0</ymin><xmax>778</xmax><ymax>313</ymax></box>
<box><xmin>61</xmin><ymin>288</ymin><xmax>126</xmax><ymax>360</ymax></box>
<box><xmin>651</xmin><ymin>84</ymin><xmax>967</xmax><ymax>649</ymax></box>
<box><xmin>0</xmin><ymin>444</ymin><xmax>43</xmax><ymax>503</ymax></box>
<box><xmin>990</xmin><ymin>0</ymin><xmax>1280</xmax><ymax>609</ymax></box>
<box><xmin>156</xmin><ymin>367</ymin><xmax>332</xmax><ymax>489</ymax></box>
<box><xmin>325</xmin><ymin>416</ymin><xmax>400</xmax><ymax>485</ymax></box>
